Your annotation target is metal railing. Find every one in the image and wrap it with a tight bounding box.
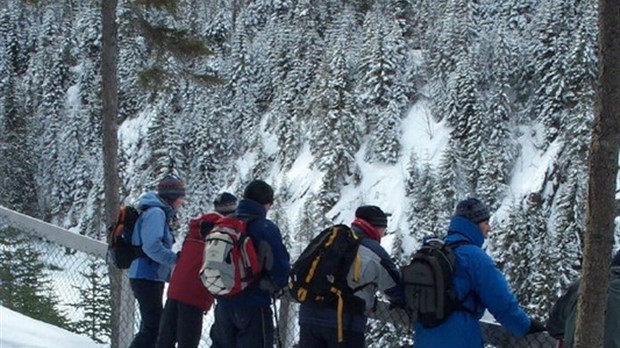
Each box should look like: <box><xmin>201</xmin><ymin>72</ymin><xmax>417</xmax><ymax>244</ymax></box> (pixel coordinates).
<box><xmin>0</xmin><ymin>205</ymin><xmax>557</xmax><ymax>347</ymax></box>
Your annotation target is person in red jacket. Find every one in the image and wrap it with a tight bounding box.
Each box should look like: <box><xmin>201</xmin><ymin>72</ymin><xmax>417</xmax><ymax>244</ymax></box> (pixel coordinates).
<box><xmin>156</xmin><ymin>192</ymin><xmax>238</xmax><ymax>348</ymax></box>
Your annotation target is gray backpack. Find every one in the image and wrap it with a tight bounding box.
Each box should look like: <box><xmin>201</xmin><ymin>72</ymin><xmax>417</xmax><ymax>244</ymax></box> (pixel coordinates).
<box><xmin>401</xmin><ymin>238</ymin><xmax>469</xmax><ymax>327</ymax></box>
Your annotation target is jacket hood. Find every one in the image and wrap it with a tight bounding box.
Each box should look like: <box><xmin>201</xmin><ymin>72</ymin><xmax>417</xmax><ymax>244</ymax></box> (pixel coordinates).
<box><xmin>446</xmin><ymin>216</ymin><xmax>485</xmax><ymax>247</ymax></box>
<box><xmin>236</xmin><ymin>199</ymin><xmax>267</xmax><ymax>219</ymax></box>
<box><xmin>138</xmin><ymin>192</ymin><xmax>175</xmax><ymax>219</ymax></box>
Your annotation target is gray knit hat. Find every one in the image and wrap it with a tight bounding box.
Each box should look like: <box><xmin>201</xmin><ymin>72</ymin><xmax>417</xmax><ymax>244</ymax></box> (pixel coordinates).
<box><xmin>213</xmin><ymin>192</ymin><xmax>238</xmax><ymax>215</ymax></box>
<box><xmin>455</xmin><ymin>198</ymin><xmax>491</xmax><ymax>223</ymax></box>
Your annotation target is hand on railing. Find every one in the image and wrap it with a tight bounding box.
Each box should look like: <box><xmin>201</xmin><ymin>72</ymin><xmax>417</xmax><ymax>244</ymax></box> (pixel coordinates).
<box><xmin>527</xmin><ymin>318</ymin><xmax>547</xmax><ymax>335</ymax></box>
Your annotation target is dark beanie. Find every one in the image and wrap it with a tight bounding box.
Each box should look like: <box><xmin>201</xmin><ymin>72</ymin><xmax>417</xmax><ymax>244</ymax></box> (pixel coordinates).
<box><xmin>612</xmin><ymin>250</ymin><xmax>620</xmax><ymax>267</ymax></box>
<box><xmin>243</xmin><ymin>180</ymin><xmax>274</xmax><ymax>205</ymax></box>
<box><xmin>213</xmin><ymin>192</ymin><xmax>238</xmax><ymax>214</ymax></box>
<box><xmin>355</xmin><ymin>205</ymin><xmax>390</xmax><ymax>228</ymax></box>
<box><xmin>157</xmin><ymin>175</ymin><xmax>186</xmax><ymax>202</ymax></box>
<box><xmin>455</xmin><ymin>198</ymin><xmax>491</xmax><ymax>223</ymax></box>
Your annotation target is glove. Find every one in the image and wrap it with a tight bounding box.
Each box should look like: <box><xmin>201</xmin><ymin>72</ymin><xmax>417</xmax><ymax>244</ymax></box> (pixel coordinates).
<box><xmin>528</xmin><ymin>318</ymin><xmax>546</xmax><ymax>334</ymax></box>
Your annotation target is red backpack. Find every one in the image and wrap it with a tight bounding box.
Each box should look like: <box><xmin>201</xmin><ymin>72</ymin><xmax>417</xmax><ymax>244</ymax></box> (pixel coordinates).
<box><xmin>199</xmin><ymin>216</ymin><xmax>262</xmax><ymax>297</ymax></box>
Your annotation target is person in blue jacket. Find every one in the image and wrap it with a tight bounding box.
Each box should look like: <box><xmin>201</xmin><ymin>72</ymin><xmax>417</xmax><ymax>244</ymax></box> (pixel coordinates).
<box><xmin>413</xmin><ymin>198</ymin><xmax>545</xmax><ymax>348</ymax></box>
<box><xmin>128</xmin><ymin>175</ymin><xmax>185</xmax><ymax>348</ymax></box>
<box><xmin>209</xmin><ymin>180</ymin><xmax>291</xmax><ymax>348</ymax></box>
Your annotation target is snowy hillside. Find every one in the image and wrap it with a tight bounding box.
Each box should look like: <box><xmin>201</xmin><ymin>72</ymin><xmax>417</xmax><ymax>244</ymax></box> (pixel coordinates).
<box><xmin>0</xmin><ymin>306</ymin><xmax>104</xmax><ymax>348</ymax></box>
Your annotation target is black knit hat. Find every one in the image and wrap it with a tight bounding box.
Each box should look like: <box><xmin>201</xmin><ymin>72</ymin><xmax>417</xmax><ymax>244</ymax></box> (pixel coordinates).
<box><xmin>157</xmin><ymin>175</ymin><xmax>186</xmax><ymax>202</ymax></box>
<box><xmin>213</xmin><ymin>192</ymin><xmax>238</xmax><ymax>214</ymax></box>
<box><xmin>355</xmin><ymin>205</ymin><xmax>390</xmax><ymax>228</ymax></box>
<box><xmin>243</xmin><ymin>180</ymin><xmax>274</xmax><ymax>205</ymax></box>
<box><xmin>612</xmin><ymin>250</ymin><xmax>620</xmax><ymax>267</ymax></box>
<box><xmin>455</xmin><ymin>198</ymin><xmax>491</xmax><ymax>223</ymax></box>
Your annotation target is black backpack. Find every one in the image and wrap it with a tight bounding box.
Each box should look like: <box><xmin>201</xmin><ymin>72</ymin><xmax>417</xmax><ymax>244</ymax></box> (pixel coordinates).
<box><xmin>107</xmin><ymin>205</ymin><xmax>147</xmax><ymax>269</ymax></box>
<box><xmin>401</xmin><ymin>238</ymin><xmax>469</xmax><ymax>328</ymax></box>
<box><xmin>288</xmin><ymin>224</ymin><xmax>364</xmax><ymax>342</ymax></box>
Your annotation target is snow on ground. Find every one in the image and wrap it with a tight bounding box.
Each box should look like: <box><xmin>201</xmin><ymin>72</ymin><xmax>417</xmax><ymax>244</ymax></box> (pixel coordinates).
<box><xmin>0</xmin><ymin>306</ymin><xmax>105</xmax><ymax>348</ymax></box>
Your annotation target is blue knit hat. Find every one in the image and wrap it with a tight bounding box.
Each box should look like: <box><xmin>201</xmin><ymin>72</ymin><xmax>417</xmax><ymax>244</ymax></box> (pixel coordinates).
<box><xmin>157</xmin><ymin>175</ymin><xmax>185</xmax><ymax>202</ymax></box>
<box><xmin>213</xmin><ymin>192</ymin><xmax>238</xmax><ymax>214</ymax></box>
<box><xmin>455</xmin><ymin>198</ymin><xmax>491</xmax><ymax>223</ymax></box>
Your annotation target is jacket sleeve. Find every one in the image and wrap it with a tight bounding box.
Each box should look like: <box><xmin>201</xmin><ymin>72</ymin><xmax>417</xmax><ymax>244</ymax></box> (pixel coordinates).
<box><xmin>469</xmin><ymin>248</ymin><xmax>531</xmax><ymax>337</ymax></box>
<box><xmin>139</xmin><ymin>208</ymin><xmax>178</xmax><ymax>266</ymax></box>
<box><xmin>375</xmin><ymin>246</ymin><xmax>404</xmax><ymax>304</ymax></box>
<box><xmin>358</xmin><ymin>240</ymin><xmax>404</xmax><ymax>304</ymax></box>
<box><xmin>256</xmin><ymin>220</ymin><xmax>290</xmax><ymax>292</ymax></box>
<box><xmin>547</xmin><ymin>281</ymin><xmax>579</xmax><ymax>339</ymax></box>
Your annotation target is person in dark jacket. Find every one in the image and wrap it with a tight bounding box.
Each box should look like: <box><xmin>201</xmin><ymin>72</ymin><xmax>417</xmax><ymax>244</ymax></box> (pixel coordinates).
<box><xmin>413</xmin><ymin>198</ymin><xmax>545</xmax><ymax>348</ymax></box>
<box><xmin>547</xmin><ymin>250</ymin><xmax>620</xmax><ymax>348</ymax></box>
<box><xmin>209</xmin><ymin>180</ymin><xmax>290</xmax><ymax>348</ymax></box>
<box><xmin>128</xmin><ymin>175</ymin><xmax>185</xmax><ymax>348</ymax></box>
<box><xmin>298</xmin><ymin>205</ymin><xmax>404</xmax><ymax>348</ymax></box>
<box><xmin>156</xmin><ymin>192</ymin><xmax>238</xmax><ymax>348</ymax></box>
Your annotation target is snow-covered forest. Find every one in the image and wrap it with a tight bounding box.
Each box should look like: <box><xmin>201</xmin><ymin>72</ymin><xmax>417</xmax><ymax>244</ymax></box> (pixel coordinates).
<box><xmin>0</xmin><ymin>0</ymin><xmax>618</xmax><ymax>341</ymax></box>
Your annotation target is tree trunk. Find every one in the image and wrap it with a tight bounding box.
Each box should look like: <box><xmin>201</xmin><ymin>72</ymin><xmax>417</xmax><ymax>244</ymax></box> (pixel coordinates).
<box><xmin>101</xmin><ymin>1</ymin><xmax>123</xmax><ymax>347</ymax></box>
<box><xmin>573</xmin><ymin>0</ymin><xmax>620</xmax><ymax>347</ymax></box>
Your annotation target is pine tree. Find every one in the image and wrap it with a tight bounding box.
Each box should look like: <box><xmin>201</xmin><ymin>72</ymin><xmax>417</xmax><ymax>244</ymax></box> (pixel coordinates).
<box><xmin>552</xmin><ymin>171</ymin><xmax>584</xmax><ymax>290</ymax></box>
<box><xmin>476</xmin><ymin>51</ymin><xmax>517</xmax><ymax>209</ymax></box>
<box><xmin>186</xmin><ymin>91</ymin><xmax>233</xmax><ymax>215</ymax></box>
<box><xmin>295</xmin><ymin>195</ymin><xmax>332</xmax><ymax>259</ymax></box>
<box><xmin>117</xmin><ymin>2</ymin><xmax>149</xmax><ymax>121</ymax></box>
<box><xmin>448</xmin><ymin>54</ymin><xmax>483</xmax><ymax>193</ymax></box>
<box><xmin>0</xmin><ymin>227</ymin><xmax>69</xmax><ymax>329</ymax></box>
<box><xmin>70</xmin><ymin>259</ymin><xmax>112</xmax><ymax>343</ymax></box>
<box><xmin>426</xmin><ymin>0</ymin><xmax>477</xmax><ymax>122</ymax></box>
<box><xmin>310</xmin><ymin>32</ymin><xmax>359</xmax><ymax>211</ymax></box>
<box><xmin>29</xmin><ymin>8</ymin><xmax>70</xmax><ymax>218</ymax></box>
<box><xmin>146</xmin><ymin>87</ymin><xmax>187</xmax><ymax>184</ymax></box>
<box><xmin>436</xmin><ymin>144</ymin><xmax>460</xmax><ymax>214</ymax></box>
<box><xmin>529</xmin><ymin>0</ymin><xmax>574</xmax><ymax>144</ymax></box>
<box><xmin>227</xmin><ymin>19</ymin><xmax>264</xmax><ymax>151</ymax></box>
<box><xmin>563</xmin><ymin>0</ymin><xmax>597</xmax><ymax>111</ymax></box>
<box><xmin>356</xmin><ymin>11</ymin><xmax>407</xmax><ymax>164</ymax></box>
<box><xmin>492</xmin><ymin>200</ymin><xmax>532</xmax><ymax>303</ymax></box>
<box><xmin>0</xmin><ymin>14</ymin><xmax>38</xmax><ymax>214</ymax></box>
<box><xmin>520</xmin><ymin>194</ymin><xmax>550</xmax><ymax>309</ymax></box>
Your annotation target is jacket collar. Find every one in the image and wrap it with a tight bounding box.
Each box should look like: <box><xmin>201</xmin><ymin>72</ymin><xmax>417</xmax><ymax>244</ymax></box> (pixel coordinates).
<box><xmin>236</xmin><ymin>199</ymin><xmax>267</xmax><ymax>219</ymax></box>
<box><xmin>351</xmin><ymin>218</ymin><xmax>382</xmax><ymax>242</ymax></box>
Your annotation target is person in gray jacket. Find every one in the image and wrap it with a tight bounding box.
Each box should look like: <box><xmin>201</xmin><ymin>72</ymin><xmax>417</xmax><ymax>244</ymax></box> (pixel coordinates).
<box><xmin>298</xmin><ymin>205</ymin><xmax>404</xmax><ymax>348</ymax></box>
<box><xmin>547</xmin><ymin>249</ymin><xmax>620</xmax><ymax>348</ymax></box>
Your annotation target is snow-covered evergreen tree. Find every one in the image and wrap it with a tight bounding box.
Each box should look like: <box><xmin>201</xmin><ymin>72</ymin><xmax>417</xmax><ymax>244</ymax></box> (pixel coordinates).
<box><xmin>310</xmin><ymin>33</ymin><xmax>359</xmax><ymax>211</ymax></box>
<box><xmin>529</xmin><ymin>0</ymin><xmax>574</xmax><ymax>145</ymax></box>
<box><xmin>0</xmin><ymin>227</ymin><xmax>70</xmax><ymax>329</ymax></box>
<box><xmin>356</xmin><ymin>10</ymin><xmax>407</xmax><ymax>164</ymax></box>
<box><xmin>70</xmin><ymin>259</ymin><xmax>111</xmax><ymax>344</ymax></box>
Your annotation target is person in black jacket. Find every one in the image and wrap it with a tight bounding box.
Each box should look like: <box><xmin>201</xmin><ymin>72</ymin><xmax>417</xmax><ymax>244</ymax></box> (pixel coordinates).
<box><xmin>298</xmin><ymin>205</ymin><xmax>404</xmax><ymax>348</ymax></box>
<box><xmin>547</xmin><ymin>250</ymin><xmax>620</xmax><ymax>348</ymax></box>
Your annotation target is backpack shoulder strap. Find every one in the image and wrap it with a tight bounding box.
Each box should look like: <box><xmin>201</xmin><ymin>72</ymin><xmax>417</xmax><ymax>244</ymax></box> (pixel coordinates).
<box><xmin>444</xmin><ymin>239</ymin><xmax>478</xmax><ymax>315</ymax></box>
<box><xmin>445</xmin><ymin>240</ymin><xmax>470</xmax><ymax>249</ymax></box>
